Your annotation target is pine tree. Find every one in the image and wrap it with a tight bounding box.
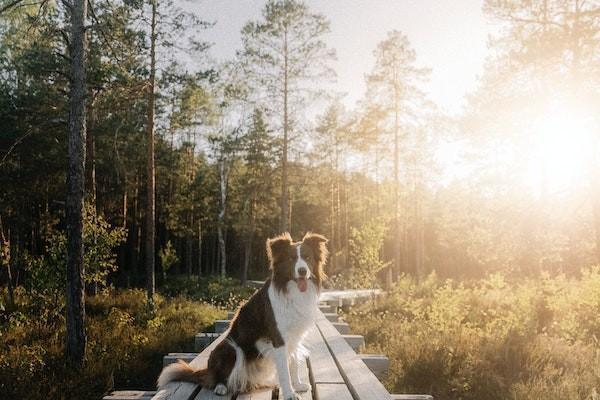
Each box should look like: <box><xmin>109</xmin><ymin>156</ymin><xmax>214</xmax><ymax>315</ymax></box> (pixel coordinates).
<box><xmin>239</xmin><ymin>0</ymin><xmax>335</xmax><ymax>232</ymax></box>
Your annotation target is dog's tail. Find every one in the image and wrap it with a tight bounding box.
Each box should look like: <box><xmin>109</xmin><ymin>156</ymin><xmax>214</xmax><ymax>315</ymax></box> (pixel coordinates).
<box><xmin>157</xmin><ymin>360</ymin><xmax>210</xmax><ymax>388</ymax></box>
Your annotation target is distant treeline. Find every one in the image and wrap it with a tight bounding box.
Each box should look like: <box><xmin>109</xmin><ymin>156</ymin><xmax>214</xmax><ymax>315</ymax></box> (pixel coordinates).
<box><xmin>1</xmin><ymin>0</ymin><xmax>599</xmax><ymax>293</ymax></box>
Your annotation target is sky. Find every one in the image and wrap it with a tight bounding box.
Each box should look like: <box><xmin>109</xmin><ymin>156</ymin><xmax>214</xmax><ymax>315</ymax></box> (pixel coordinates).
<box><xmin>186</xmin><ymin>0</ymin><xmax>493</xmax><ymax>115</ymax></box>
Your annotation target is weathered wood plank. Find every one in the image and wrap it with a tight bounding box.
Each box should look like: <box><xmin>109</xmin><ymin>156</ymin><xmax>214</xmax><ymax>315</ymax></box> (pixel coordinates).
<box><xmin>319</xmin><ymin>304</ymin><xmax>336</xmax><ymax>313</ymax></box>
<box><xmin>305</xmin><ymin>325</ymin><xmax>344</xmax><ymax>384</ymax></box>
<box><xmin>193</xmin><ymin>387</ymin><xmax>234</xmax><ymax>400</ymax></box>
<box><xmin>189</xmin><ymin>329</ymin><xmax>228</xmax><ymax>370</ymax></box>
<box><xmin>317</xmin><ymin>316</ymin><xmax>391</xmax><ymax>400</ymax></box>
<box><xmin>358</xmin><ymin>354</ymin><xmax>389</xmax><ymax>379</ymax></box>
<box><xmin>104</xmin><ymin>390</ymin><xmax>156</xmax><ymax>400</ymax></box>
<box><xmin>322</xmin><ymin>312</ymin><xmax>339</xmax><ymax>322</ymax></box>
<box><xmin>195</xmin><ymin>332</ymin><xmax>220</xmax><ymax>352</ymax></box>
<box><xmin>236</xmin><ymin>388</ymin><xmax>274</xmax><ymax>399</ymax></box>
<box><xmin>151</xmin><ymin>382</ymin><xmax>205</xmax><ymax>400</ymax></box>
<box><xmin>214</xmin><ymin>320</ymin><xmax>230</xmax><ymax>333</ymax></box>
<box><xmin>314</xmin><ymin>383</ymin><xmax>353</xmax><ymax>400</ymax></box>
<box><xmin>341</xmin><ymin>334</ymin><xmax>364</xmax><ymax>351</ymax></box>
<box><xmin>331</xmin><ymin>322</ymin><xmax>349</xmax><ymax>334</ymax></box>
<box><xmin>319</xmin><ymin>289</ymin><xmax>382</xmax><ymax>303</ymax></box>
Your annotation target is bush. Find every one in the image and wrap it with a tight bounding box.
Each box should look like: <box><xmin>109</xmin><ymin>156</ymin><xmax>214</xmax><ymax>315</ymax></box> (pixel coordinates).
<box><xmin>160</xmin><ymin>275</ymin><xmax>256</xmax><ymax>309</ymax></box>
<box><xmin>334</xmin><ymin>219</ymin><xmax>389</xmax><ymax>289</ymax></box>
<box><xmin>0</xmin><ymin>289</ymin><xmax>224</xmax><ymax>400</ymax></box>
<box><xmin>345</xmin><ymin>271</ymin><xmax>600</xmax><ymax>400</ymax></box>
<box><xmin>23</xmin><ymin>206</ymin><xmax>126</xmax><ymax>295</ymax></box>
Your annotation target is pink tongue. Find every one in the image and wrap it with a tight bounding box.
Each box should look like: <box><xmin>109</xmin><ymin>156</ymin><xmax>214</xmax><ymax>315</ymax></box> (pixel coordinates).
<box><xmin>296</xmin><ymin>278</ymin><xmax>307</xmax><ymax>292</ymax></box>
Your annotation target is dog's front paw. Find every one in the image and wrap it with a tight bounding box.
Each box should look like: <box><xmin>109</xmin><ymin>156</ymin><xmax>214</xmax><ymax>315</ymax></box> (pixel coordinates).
<box><xmin>283</xmin><ymin>393</ymin><xmax>302</xmax><ymax>400</ymax></box>
<box><xmin>293</xmin><ymin>382</ymin><xmax>310</xmax><ymax>392</ymax></box>
<box><xmin>214</xmin><ymin>383</ymin><xmax>228</xmax><ymax>396</ymax></box>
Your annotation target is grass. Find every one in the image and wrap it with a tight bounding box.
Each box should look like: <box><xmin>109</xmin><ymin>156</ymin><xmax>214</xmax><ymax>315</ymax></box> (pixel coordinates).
<box><xmin>344</xmin><ymin>270</ymin><xmax>600</xmax><ymax>400</ymax></box>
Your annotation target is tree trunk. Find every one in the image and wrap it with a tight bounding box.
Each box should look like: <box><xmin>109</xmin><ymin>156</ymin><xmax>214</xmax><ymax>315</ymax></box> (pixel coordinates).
<box><xmin>0</xmin><ymin>216</ymin><xmax>14</xmax><ymax>309</ymax></box>
<box><xmin>280</xmin><ymin>28</ymin><xmax>289</xmax><ymax>232</ymax></box>
<box><xmin>86</xmin><ymin>95</ymin><xmax>98</xmax><ymax>295</ymax></box>
<box><xmin>390</xmin><ymin>78</ymin><xmax>401</xmax><ymax>289</ymax></box>
<box><xmin>242</xmin><ymin>197</ymin><xmax>256</xmax><ymax>284</ymax></box>
<box><xmin>218</xmin><ymin>159</ymin><xmax>229</xmax><ymax>278</ymax></box>
<box><xmin>185</xmin><ymin>225</ymin><xmax>193</xmax><ymax>276</ymax></box>
<box><xmin>85</xmin><ymin>94</ymin><xmax>96</xmax><ymax>208</ymax></box>
<box><xmin>145</xmin><ymin>0</ymin><xmax>157</xmax><ymax>300</ymax></box>
<box><xmin>197</xmin><ymin>219</ymin><xmax>202</xmax><ymax>277</ymax></box>
<box><xmin>65</xmin><ymin>0</ymin><xmax>87</xmax><ymax>365</ymax></box>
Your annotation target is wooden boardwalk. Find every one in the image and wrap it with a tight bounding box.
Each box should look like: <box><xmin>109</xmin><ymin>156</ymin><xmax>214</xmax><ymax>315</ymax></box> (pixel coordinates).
<box><xmin>103</xmin><ymin>290</ymin><xmax>433</xmax><ymax>400</ymax></box>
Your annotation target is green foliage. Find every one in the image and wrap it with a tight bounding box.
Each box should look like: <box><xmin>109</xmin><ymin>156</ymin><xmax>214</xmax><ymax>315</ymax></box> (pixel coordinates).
<box><xmin>345</xmin><ymin>271</ymin><xmax>600</xmax><ymax>400</ymax></box>
<box><xmin>0</xmin><ymin>289</ymin><xmax>224</xmax><ymax>400</ymax></box>
<box><xmin>158</xmin><ymin>240</ymin><xmax>179</xmax><ymax>276</ymax></box>
<box><xmin>160</xmin><ymin>275</ymin><xmax>256</xmax><ymax>310</ymax></box>
<box><xmin>336</xmin><ymin>219</ymin><xmax>390</xmax><ymax>288</ymax></box>
<box><xmin>23</xmin><ymin>206</ymin><xmax>126</xmax><ymax>294</ymax></box>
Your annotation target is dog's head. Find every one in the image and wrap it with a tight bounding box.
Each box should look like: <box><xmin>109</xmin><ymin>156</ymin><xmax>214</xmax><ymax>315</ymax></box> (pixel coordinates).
<box><xmin>267</xmin><ymin>232</ymin><xmax>328</xmax><ymax>293</ymax></box>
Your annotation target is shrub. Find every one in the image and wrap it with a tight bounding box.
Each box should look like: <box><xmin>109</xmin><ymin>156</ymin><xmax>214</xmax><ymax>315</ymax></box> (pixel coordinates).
<box><xmin>160</xmin><ymin>275</ymin><xmax>256</xmax><ymax>309</ymax></box>
<box><xmin>345</xmin><ymin>272</ymin><xmax>600</xmax><ymax>400</ymax></box>
<box><xmin>0</xmin><ymin>289</ymin><xmax>224</xmax><ymax>400</ymax></box>
<box><xmin>22</xmin><ymin>205</ymin><xmax>126</xmax><ymax>295</ymax></box>
<box><xmin>158</xmin><ymin>240</ymin><xmax>179</xmax><ymax>279</ymax></box>
<box><xmin>335</xmin><ymin>219</ymin><xmax>389</xmax><ymax>289</ymax></box>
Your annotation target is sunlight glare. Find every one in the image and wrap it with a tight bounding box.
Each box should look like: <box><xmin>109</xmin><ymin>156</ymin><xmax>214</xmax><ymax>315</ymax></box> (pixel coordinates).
<box><xmin>525</xmin><ymin>110</ymin><xmax>594</xmax><ymax>196</ymax></box>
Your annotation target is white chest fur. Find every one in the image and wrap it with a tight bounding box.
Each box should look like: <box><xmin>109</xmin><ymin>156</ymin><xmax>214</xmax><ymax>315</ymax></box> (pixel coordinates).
<box><xmin>268</xmin><ymin>280</ymin><xmax>319</xmax><ymax>351</ymax></box>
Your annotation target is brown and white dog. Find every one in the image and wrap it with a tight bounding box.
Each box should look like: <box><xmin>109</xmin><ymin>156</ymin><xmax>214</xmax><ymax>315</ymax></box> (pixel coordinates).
<box><xmin>157</xmin><ymin>232</ymin><xmax>328</xmax><ymax>400</ymax></box>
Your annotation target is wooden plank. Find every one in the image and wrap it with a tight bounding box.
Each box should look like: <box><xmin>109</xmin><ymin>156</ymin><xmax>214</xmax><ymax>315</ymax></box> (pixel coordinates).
<box><xmin>193</xmin><ymin>387</ymin><xmax>234</xmax><ymax>400</ymax></box>
<box><xmin>305</xmin><ymin>325</ymin><xmax>344</xmax><ymax>384</ymax></box>
<box><xmin>331</xmin><ymin>322</ymin><xmax>349</xmax><ymax>334</ymax></box>
<box><xmin>358</xmin><ymin>354</ymin><xmax>389</xmax><ymax>379</ymax></box>
<box><xmin>341</xmin><ymin>334</ymin><xmax>364</xmax><ymax>351</ymax></box>
<box><xmin>316</xmin><ymin>316</ymin><xmax>391</xmax><ymax>400</ymax></box>
<box><xmin>195</xmin><ymin>332</ymin><xmax>220</xmax><ymax>351</ymax></box>
<box><xmin>314</xmin><ymin>384</ymin><xmax>353</xmax><ymax>400</ymax></box>
<box><xmin>323</xmin><ymin>312</ymin><xmax>339</xmax><ymax>322</ymax></box>
<box><xmin>319</xmin><ymin>304</ymin><xmax>335</xmax><ymax>313</ymax></box>
<box><xmin>319</xmin><ymin>289</ymin><xmax>382</xmax><ymax>303</ymax></box>
<box><xmin>152</xmin><ymin>382</ymin><xmax>206</xmax><ymax>400</ymax></box>
<box><xmin>236</xmin><ymin>388</ymin><xmax>274</xmax><ymax>400</ymax></box>
<box><xmin>104</xmin><ymin>390</ymin><xmax>156</xmax><ymax>400</ymax></box>
<box><xmin>214</xmin><ymin>320</ymin><xmax>230</xmax><ymax>333</ymax></box>
<box><xmin>189</xmin><ymin>329</ymin><xmax>228</xmax><ymax>370</ymax></box>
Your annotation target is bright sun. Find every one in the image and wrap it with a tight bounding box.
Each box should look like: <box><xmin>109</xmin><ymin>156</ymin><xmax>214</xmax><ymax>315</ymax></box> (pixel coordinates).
<box><xmin>525</xmin><ymin>110</ymin><xmax>594</xmax><ymax>196</ymax></box>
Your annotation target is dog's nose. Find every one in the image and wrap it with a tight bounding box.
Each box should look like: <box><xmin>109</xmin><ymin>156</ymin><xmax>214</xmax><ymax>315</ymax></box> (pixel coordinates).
<box><xmin>298</xmin><ymin>267</ymin><xmax>307</xmax><ymax>277</ymax></box>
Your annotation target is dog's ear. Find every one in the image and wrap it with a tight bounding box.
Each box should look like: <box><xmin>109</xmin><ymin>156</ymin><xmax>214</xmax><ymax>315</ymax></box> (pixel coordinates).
<box><xmin>302</xmin><ymin>232</ymin><xmax>329</xmax><ymax>267</ymax></box>
<box><xmin>266</xmin><ymin>232</ymin><xmax>292</xmax><ymax>268</ymax></box>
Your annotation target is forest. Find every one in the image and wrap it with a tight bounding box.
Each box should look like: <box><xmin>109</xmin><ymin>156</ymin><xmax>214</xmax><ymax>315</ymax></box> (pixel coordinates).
<box><xmin>1</xmin><ymin>0</ymin><xmax>599</xmax><ymax>399</ymax></box>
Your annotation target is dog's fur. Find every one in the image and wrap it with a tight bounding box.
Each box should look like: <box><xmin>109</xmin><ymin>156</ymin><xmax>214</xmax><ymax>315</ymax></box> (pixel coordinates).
<box><xmin>157</xmin><ymin>232</ymin><xmax>328</xmax><ymax>400</ymax></box>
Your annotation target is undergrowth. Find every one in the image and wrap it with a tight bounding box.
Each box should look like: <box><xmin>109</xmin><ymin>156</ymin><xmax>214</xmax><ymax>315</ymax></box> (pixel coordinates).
<box><xmin>345</xmin><ymin>270</ymin><xmax>600</xmax><ymax>400</ymax></box>
<box><xmin>0</xmin><ymin>288</ymin><xmax>225</xmax><ymax>400</ymax></box>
